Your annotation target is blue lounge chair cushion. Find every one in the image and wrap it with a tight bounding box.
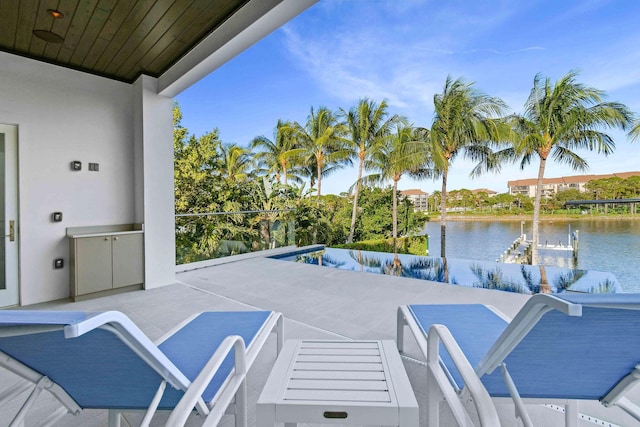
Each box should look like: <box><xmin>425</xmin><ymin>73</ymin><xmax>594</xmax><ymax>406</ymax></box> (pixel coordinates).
<box><xmin>481</xmin><ymin>305</ymin><xmax>640</xmax><ymax>399</ymax></box>
<box><xmin>408</xmin><ymin>304</ymin><xmax>508</xmax><ymax>389</ymax></box>
<box><xmin>409</xmin><ymin>295</ymin><xmax>640</xmax><ymax>400</ymax></box>
<box><xmin>158</xmin><ymin>311</ymin><xmax>271</xmax><ymax>408</ymax></box>
<box><xmin>0</xmin><ymin>310</ymin><xmax>271</xmax><ymax>410</ymax></box>
<box><xmin>0</xmin><ymin>310</ymin><xmax>88</xmax><ymax>325</ymax></box>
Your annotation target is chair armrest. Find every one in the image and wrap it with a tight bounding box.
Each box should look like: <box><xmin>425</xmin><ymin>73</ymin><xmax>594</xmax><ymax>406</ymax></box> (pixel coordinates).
<box><xmin>165</xmin><ymin>335</ymin><xmax>247</xmax><ymax>427</ymax></box>
<box><xmin>427</xmin><ymin>324</ymin><xmax>500</xmax><ymax>427</ymax></box>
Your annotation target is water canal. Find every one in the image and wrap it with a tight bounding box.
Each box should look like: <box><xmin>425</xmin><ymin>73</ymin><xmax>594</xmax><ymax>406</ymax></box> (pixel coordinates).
<box><xmin>422</xmin><ymin>218</ymin><xmax>640</xmax><ymax>292</ymax></box>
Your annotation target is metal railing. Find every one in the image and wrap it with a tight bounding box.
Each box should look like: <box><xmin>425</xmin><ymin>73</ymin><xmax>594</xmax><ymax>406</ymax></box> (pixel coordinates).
<box><xmin>175</xmin><ymin>209</ymin><xmax>295</xmax><ymax>265</ymax></box>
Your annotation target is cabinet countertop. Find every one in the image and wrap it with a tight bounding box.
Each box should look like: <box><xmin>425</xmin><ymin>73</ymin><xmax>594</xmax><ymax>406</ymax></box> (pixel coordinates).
<box><xmin>68</xmin><ymin>230</ymin><xmax>144</xmax><ymax>239</ymax></box>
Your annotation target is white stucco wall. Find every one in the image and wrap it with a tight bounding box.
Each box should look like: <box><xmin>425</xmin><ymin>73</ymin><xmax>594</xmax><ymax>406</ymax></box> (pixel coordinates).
<box><xmin>0</xmin><ymin>52</ymin><xmax>137</xmax><ymax>305</ymax></box>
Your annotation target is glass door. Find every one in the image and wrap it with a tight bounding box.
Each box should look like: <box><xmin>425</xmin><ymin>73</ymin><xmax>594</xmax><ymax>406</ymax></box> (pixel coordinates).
<box><xmin>0</xmin><ymin>124</ymin><xmax>18</xmax><ymax>307</ymax></box>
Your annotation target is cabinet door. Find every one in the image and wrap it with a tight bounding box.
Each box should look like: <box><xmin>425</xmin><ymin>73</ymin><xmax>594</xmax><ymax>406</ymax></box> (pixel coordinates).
<box><xmin>76</xmin><ymin>236</ymin><xmax>113</xmax><ymax>294</ymax></box>
<box><xmin>112</xmin><ymin>234</ymin><xmax>144</xmax><ymax>288</ymax></box>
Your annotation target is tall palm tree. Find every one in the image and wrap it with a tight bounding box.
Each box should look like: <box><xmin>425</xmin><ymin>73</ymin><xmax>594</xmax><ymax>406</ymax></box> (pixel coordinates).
<box><xmin>366</xmin><ymin>124</ymin><xmax>431</xmax><ymax>252</ymax></box>
<box><xmin>219</xmin><ymin>143</ymin><xmax>252</xmax><ymax>182</ymax></box>
<box><xmin>341</xmin><ymin>98</ymin><xmax>398</xmax><ymax>243</ymax></box>
<box><xmin>493</xmin><ymin>71</ymin><xmax>633</xmax><ymax>265</ymax></box>
<box><xmin>290</xmin><ymin>106</ymin><xmax>350</xmax><ymax>199</ymax></box>
<box><xmin>251</xmin><ymin>120</ymin><xmax>303</xmax><ymax>185</ymax></box>
<box><xmin>428</xmin><ymin>76</ymin><xmax>507</xmax><ymax>258</ymax></box>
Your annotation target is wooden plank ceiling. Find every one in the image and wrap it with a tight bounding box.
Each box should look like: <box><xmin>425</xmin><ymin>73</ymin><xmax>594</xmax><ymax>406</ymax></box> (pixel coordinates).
<box><xmin>0</xmin><ymin>0</ymin><xmax>250</xmax><ymax>83</ymax></box>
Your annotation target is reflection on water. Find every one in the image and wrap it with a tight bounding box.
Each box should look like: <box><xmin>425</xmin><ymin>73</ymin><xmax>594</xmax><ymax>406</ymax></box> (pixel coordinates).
<box><xmin>283</xmin><ymin>247</ymin><xmax>620</xmax><ymax>295</ymax></box>
<box><xmin>423</xmin><ymin>219</ymin><xmax>640</xmax><ymax>292</ymax></box>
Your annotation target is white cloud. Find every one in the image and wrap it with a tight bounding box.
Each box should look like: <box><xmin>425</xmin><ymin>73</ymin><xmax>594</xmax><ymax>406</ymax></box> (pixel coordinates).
<box><xmin>281</xmin><ymin>1</ymin><xmax>554</xmax><ymax>124</ymax></box>
<box><xmin>276</xmin><ymin>0</ymin><xmax>640</xmax><ymax>194</ymax></box>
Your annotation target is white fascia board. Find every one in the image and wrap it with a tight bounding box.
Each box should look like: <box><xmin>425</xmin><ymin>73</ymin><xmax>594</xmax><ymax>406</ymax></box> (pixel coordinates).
<box><xmin>158</xmin><ymin>0</ymin><xmax>317</xmax><ymax>97</ymax></box>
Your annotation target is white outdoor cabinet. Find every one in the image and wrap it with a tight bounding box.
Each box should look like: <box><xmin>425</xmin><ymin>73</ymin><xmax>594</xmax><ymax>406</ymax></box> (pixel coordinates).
<box><xmin>68</xmin><ymin>225</ymin><xmax>144</xmax><ymax>301</ymax></box>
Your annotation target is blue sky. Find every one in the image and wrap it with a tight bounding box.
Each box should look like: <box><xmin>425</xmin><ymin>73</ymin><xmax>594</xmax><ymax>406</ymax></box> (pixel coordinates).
<box><xmin>176</xmin><ymin>0</ymin><xmax>640</xmax><ymax>195</ymax></box>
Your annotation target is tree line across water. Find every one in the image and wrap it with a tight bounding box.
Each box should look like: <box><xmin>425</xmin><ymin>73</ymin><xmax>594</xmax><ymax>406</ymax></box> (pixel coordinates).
<box><xmin>175</xmin><ymin>71</ymin><xmax>640</xmax><ymax>265</ymax></box>
<box><xmin>431</xmin><ymin>173</ymin><xmax>640</xmax><ymax>215</ymax></box>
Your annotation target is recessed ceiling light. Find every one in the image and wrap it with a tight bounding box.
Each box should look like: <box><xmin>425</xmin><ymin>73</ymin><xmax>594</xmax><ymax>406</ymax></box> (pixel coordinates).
<box><xmin>47</xmin><ymin>9</ymin><xmax>64</xmax><ymax>19</ymax></box>
<box><xmin>33</xmin><ymin>29</ymin><xmax>65</xmax><ymax>44</ymax></box>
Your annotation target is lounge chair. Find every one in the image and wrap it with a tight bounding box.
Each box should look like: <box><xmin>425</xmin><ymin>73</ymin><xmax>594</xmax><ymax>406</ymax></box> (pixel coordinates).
<box><xmin>0</xmin><ymin>309</ymin><xmax>283</xmax><ymax>427</ymax></box>
<box><xmin>397</xmin><ymin>293</ymin><xmax>640</xmax><ymax>426</ymax></box>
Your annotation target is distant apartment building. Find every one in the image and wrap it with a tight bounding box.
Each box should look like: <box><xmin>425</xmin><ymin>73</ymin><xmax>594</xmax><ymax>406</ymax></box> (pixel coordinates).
<box><xmin>507</xmin><ymin>171</ymin><xmax>640</xmax><ymax>198</ymax></box>
<box><xmin>400</xmin><ymin>189</ymin><xmax>429</xmax><ymax>211</ymax></box>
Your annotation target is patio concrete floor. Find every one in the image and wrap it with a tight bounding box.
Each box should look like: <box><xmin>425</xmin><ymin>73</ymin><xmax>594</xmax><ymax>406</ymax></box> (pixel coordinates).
<box><xmin>2</xmin><ymin>248</ymin><xmax>639</xmax><ymax>426</ymax></box>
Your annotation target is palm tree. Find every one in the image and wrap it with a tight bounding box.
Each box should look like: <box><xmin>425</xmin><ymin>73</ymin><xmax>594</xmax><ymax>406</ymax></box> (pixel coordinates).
<box><xmin>290</xmin><ymin>106</ymin><xmax>350</xmax><ymax>199</ymax></box>
<box><xmin>493</xmin><ymin>71</ymin><xmax>633</xmax><ymax>265</ymax></box>
<box><xmin>341</xmin><ymin>98</ymin><xmax>398</xmax><ymax>243</ymax></box>
<box><xmin>251</xmin><ymin>120</ymin><xmax>303</xmax><ymax>185</ymax></box>
<box><xmin>366</xmin><ymin>124</ymin><xmax>431</xmax><ymax>252</ymax></box>
<box><xmin>219</xmin><ymin>143</ymin><xmax>253</xmax><ymax>182</ymax></box>
<box><xmin>428</xmin><ymin>76</ymin><xmax>507</xmax><ymax>258</ymax></box>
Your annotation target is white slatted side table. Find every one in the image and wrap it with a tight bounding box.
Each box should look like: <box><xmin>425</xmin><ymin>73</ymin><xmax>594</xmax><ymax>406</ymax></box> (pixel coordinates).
<box><xmin>257</xmin><ymin>340</ymin><xmax>418</xmax><ymax>426</ymax></box>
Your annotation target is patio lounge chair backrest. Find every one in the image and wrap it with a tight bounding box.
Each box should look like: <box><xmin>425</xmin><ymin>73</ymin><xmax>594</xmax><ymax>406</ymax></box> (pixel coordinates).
<box><xmin>400</xmin><ymin>294</ymin><xmax>640</xmax><ymax>427</ymax></box>
<box><xmin>0</xmin><ymin>309</ymin><xmax>279</xmax><ymax>423</ymax></box>
<box><xmin>0</xmin><ymin>313</ymin><xmax>179</xmax><ymax>409</ymax></box>
<box><xmin>478</xmin><ymin>294</ymin><xmax>640</xmax><ymax>400</ymax></box>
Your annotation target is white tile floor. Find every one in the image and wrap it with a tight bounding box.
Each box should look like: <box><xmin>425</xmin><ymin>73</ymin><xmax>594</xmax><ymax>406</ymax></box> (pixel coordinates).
<box><xmin>1</xmin><ymin>251</ymin><xmax>638</xmax><ymax>426</ymax></box>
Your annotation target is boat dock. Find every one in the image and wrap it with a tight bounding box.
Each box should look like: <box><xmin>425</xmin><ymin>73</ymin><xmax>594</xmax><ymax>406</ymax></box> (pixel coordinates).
<box><xmin>498</xmin><ymin>234</ymin><xmax>531</xmax><ymax>264</ymax></box>
<box><xmin>498</xmin><ymin>229</ymin><xmax>579</xmax><ymax>265</ymax></box>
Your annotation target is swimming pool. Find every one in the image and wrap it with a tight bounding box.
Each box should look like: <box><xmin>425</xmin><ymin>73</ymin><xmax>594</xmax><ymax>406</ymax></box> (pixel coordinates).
<box><xmin>272</xmin><ymin>247</ymin><xmax>621</xmax><ymax>294</ymax></box>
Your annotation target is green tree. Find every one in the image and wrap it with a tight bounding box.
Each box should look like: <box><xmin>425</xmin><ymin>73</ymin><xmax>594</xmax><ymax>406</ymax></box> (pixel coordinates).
<box><xmin>473</xmin><ymin>190</ymin><xmax>491</xmax><ymax>212</ymax></box>
<box><xmin>341</xmin><ymin>98</ymin><xmax>398</xmax><ymax>243</ymax></box>
<box><xmin>251</xmin><ymin>120</ymin><xmax>303</xmax><ymax>185</ymax></box>
<box><xmin>174</xmin><ymin>103</ymin><xmax>228</xmax><ymax>262</ymax></box>
<box><xmin>550</xmin><ymin>188</ymin><xmax>584</xmax><ymax>211</ymax></box>
<box><xmin>514</xmin><ymin>194</ymin><xmax>534</xmax><ymax>211</ymax></box>
<box><xmin>291</xmin><ymin>106</ymin><xmax>350</xmax><ymax>199</ymax></box>
<box><xmin>585</xmin><ymin>178</ymin><xmax>609</xmax><ymax>200</ymax></box>
<box><xmin>497</xmin><ymin>71</ymin><xmax>632</xmax><ymax>264</ymax></box>
<box><xmin>295</xmin><ymin>194</ymin><xmax>350</xmax><ymax>246</ymax></box>
<box><xmin>358</xmin><ymin>187</ymin><xmax>394</xmax><ymax>240</ymax></box>
<box><xmin>246</xmin><ymin>179</ymin><xmax>296</xmax><ymax>249</ymax></box>
<box><xmin>366</xmin><ymin>125</ymin><xmax>431</xmax><ymax>251</ymax></box>
<box><xmin>219</xmin><ymin>143</ymin><xmax>253</xmax><ymax>182</ymax></box>
<box><xmin>492</xmin><ymin>192</ymin><xmax>515</xmax><ymax>211</ymax></box>
<box><xmin>429</xmin><ymin>191</ymin><xmax>441</xmax><ymax>214</ymax></box>
<box><xmin>622</xmin><ymin>176</ymin><xmax>640</xmax><ymax>197</ymax></box>
<box><xmin>295</xmin><ymin>198</ymin><xmax>331</xmax><ymax>245</ymax></box>
<box><xmin>428</xmin><ymin>76</ymin><xmax>507</xmax><ymax>257</ymax></box>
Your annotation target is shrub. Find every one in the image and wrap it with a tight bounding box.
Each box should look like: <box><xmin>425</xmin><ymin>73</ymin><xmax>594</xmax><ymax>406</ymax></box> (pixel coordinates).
<box><xmin>334</xmin><ymin>235</ymin><xmax>427</xmax><ymax>255</ymax></box>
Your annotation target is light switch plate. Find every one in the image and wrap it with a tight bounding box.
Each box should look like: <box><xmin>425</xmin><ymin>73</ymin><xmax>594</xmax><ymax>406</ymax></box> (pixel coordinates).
<box><xmin>71</xmin><ymin>161</ymin><xmax>81</xmax><ymax>171</ymax></box>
